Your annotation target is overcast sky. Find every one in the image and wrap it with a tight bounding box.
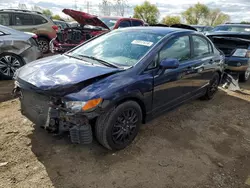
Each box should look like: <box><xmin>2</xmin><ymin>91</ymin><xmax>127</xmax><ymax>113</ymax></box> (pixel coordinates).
<box><xmin>0</xmin><ymin>0</ymin><xmax>250</xmax><ymax>22</ymax></box>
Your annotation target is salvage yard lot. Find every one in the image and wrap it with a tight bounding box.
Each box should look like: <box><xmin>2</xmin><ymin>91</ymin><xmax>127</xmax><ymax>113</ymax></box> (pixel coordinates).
<box><xmin>0</xmin><ymin>80</ymin><xmax>250</xmax><ymax>188</ymax></box>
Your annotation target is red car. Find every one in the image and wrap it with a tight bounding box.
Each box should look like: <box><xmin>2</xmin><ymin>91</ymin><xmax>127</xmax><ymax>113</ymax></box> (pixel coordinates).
<box><xmin>50</xmin><ymin>9</ymin><xmax>144</xmax><ymax>53</ymax></box>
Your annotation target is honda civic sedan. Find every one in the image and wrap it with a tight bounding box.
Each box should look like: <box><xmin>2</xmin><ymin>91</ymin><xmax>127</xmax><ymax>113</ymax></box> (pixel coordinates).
<box><xmin>13</xmin><ymin>27</ymin><xmax>224</xmax><ymax>150</ymax></box>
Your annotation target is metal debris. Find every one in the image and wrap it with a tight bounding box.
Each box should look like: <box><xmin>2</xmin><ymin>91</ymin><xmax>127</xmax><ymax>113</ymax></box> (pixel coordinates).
<box><xmin>0</xmin><ymin>162</ymin><xmax>8</xmax><ymax>167</ymax></box>
<box><xmin>222</xmin><ymin>73</ymin><xmax>240</xmax><ymax>91</ymax></box>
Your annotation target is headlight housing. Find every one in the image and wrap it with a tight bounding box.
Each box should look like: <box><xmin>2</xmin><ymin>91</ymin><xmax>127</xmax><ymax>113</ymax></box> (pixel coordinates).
<box><xmin>65</xmin><ymin>98</ymin><xmax>102</xmax><ymax>113</ymax></box>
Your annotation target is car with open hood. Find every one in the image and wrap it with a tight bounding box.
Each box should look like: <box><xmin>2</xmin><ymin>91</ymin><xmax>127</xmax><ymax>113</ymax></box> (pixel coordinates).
<box><xmin>14</xmin><ymin>27</ymin><xmax>224</xmax><ymax>150</ymax></box>
<box><xmin>207</xmin><ymin>23</ymin><xmax>250</xmax><ymax>82</ymax></box>
<box><xmin>50</xmin><ymin>9</ymin><xmax>144</xmax><ymax>53</ymax></box>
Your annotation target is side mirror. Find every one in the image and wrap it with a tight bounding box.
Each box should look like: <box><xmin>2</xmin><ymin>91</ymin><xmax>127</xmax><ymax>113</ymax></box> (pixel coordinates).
<box><xmin>160</xmin><ymin>58</ymin><xmax>180</xmax><ymax>69</ymax></box>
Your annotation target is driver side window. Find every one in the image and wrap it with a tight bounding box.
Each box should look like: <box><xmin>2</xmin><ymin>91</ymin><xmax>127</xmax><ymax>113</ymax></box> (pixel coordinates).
<box><xmin>159</xmin><ymin>36</ymin><xmax>191</xmax><ymax>63</ymax></box>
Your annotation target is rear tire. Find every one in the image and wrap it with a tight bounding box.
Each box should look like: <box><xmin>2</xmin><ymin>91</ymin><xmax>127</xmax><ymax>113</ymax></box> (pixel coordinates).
<box><xmin>239</xmin><ymin>68</ymin><xmax>250</xmax><ymax>82</ymax></box>
<box><xmin>38</xmin><ymin>37</ymin><xmax>50</xmax><ymax>54</ymax></box>
<box><xmin>0</xmin><ymin>53</ymin><xmax>24</xmax><ymax>80</ymax></box>
<box><xmin>95</xmin><ymin>101</ymin><xmax>142</xmax><ymax>150</ymax></box>
<box><xmin>200</xmin><ymin>72</ymin><xmax>220</xmax><ymax>100</ymax></box>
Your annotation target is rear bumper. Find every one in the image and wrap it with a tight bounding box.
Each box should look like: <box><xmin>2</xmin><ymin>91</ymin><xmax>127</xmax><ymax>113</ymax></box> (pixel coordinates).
<box><xmin>225</xmin><ymin>56</ymin><xmax>250</xmax><ymax>72</ymax></box>
<box><xmin>21</xmin><ymin>45</ymin><xmax>42</xmax><ymax>64</ymax></box>
<box><xmin>225</xmin><ymin>65</ymin><xmax>249</xmax><ymax>72</ymax></box>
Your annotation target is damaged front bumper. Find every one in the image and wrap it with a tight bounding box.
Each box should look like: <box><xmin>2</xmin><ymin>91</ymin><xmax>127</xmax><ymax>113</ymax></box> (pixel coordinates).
<box><xmin>14</xmin><ymin>88</ymin><xmax>93</xmax><ymax>144</ymax></box>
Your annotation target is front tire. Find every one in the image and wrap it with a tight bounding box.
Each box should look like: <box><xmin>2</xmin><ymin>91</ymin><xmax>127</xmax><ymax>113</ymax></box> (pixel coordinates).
<box><xmin>95</xmin><ymin>101</ymin><xmax>142</xmax><ymax>150</ymax></box>
<box><xmin>200</xmin><ymin>72</ymin><xmax>220</xmax><ymax>100</ymax></box>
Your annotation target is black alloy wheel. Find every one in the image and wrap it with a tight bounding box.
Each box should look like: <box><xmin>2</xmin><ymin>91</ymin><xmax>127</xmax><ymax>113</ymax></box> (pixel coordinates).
<box><xmin>112</xmin><ymin>108</ymin><xmax>139</xmax><ymax>145</ymax></box>
<box><xmin>95</xmin><ymin>101</ymin><xmax>142</xmax><ymax>150</ymax></box>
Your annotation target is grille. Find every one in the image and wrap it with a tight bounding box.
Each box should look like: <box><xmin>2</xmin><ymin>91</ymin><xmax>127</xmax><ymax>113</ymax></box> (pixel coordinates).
<box><xmin>20</xmin><ymin>89</ymin><xmax>50</xmax><ymax>126</ymax></box>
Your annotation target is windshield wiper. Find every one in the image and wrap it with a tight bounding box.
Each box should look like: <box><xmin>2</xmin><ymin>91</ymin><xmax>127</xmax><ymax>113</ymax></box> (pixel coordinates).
<box><xmin>76</xmin><ymin>54</ymin><xmax>120</xmax><ymax>68</ymax></box>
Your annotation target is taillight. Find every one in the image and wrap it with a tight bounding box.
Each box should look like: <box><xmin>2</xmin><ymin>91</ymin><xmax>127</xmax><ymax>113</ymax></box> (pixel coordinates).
<box><xmin>32</xmin><ymin>34</ymin><xmax>38</xmax><ymax>39</ymax></box>
<box><xmin>52</xmin><ymin>25</ymin><xmax>59</xmax><ymax>32</ymax></box>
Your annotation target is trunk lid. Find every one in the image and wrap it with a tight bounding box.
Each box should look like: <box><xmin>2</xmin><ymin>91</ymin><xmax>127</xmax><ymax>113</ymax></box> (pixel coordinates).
<box><xmin>63</xmin><ymin>9</ymin><xmax>110</xmax><ymax>30</ymax></box>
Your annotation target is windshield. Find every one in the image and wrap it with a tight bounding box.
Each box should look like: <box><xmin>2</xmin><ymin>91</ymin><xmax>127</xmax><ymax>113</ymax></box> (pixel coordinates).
<box><xmin>213</xmin><ymin>25</ymin><xmax>250</xmax><ymax>33</ymax></box>
<box><xmin>69</xmin><ymin>30</ymin><xmax>163</xmax><ymax>67</ymax></box>
<box><xmin>99</xmin><ymin>17</ymin><xmax>118</xmax><ymax>29</ymax></box>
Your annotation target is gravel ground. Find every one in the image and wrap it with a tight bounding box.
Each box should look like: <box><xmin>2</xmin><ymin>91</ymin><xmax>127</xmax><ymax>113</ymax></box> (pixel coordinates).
<box><xmin>0</xmin><ymin>80</ymin><xmax>250</xmax><ymax>188</ymax></box>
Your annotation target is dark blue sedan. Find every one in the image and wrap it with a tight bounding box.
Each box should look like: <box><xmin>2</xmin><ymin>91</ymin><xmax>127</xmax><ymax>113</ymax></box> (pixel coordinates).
<box><xmin>14</xmin><ymin>27</ymin><xmax>224</xmax><ymax>150</ymax></box>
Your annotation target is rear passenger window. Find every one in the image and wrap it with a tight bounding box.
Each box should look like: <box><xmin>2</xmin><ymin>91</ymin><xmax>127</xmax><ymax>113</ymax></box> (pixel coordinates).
<box><xmin>14</xmin><ymin>13</ymin><xmax>33</xmax><ymax>25</ymax></box>
<box><xmin>0</xmin><ymin>13</ymin><xmax>10</xmax><ymax>26</ymax></box>
<box><xmin>33</xmin><ymin>15</ymin><xmax>47</xmax><ymax>25</ymax></box>
<box><xmin>132</xmin><ymin>20</ymin><xmax>143</xmax><ymax>26</ymax></box>
<box><xmin>192</xmin><ymin>35</ymin><xmax>211</xmax><ymax>57</ymax></box>
<box><xmin>118</xmin><ymin>20</ymin><xmax>130</xmax><ymax>28</ymax></box>
<box><xmin>160</xmin><ymin>36</ymin><xmax>191</xmax><ymax>62</ymax></box>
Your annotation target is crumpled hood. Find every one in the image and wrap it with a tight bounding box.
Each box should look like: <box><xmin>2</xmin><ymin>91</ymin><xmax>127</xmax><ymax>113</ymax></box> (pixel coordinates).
<box><xmin>63</xmin><ymin>9</ymin><xmax>110</xmax><ymax>30</ymax></box>
<box><xmin>15</xmin><ymin>55</ymin><xmax>119</xmax><ymax>93</ymax></box>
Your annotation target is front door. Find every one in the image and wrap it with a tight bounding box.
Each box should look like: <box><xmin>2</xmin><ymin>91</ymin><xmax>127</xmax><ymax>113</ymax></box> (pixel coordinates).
<box><xmin>152</xmin><ymin>35</ymin><xmax>198</xmax><ymax>114</ymax></box>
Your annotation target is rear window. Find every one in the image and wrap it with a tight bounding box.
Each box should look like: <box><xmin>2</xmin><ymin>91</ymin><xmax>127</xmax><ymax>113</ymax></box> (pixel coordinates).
<box><xmin>14</xmin><ymin>13</ymin><xmax>33</xmax><ymax>25</ymax></box>
<box><xmin>33</xmin><ymin>15</ymin><xmax>48</xmax><ymax>25</ymax></box>
<box><xmin>213</xmin><ymin>25</ymin><xmax>250</xmax><ymax>33</ymax></box>
<box><xmin>0</xmin><ymin>13</ymin><xmax>10</xmax><ymax>26</ymax></box>
<box><xmin>132</xmin><ymin>20</ymin><xmax>143</xmax><ymax>26</ymax></box>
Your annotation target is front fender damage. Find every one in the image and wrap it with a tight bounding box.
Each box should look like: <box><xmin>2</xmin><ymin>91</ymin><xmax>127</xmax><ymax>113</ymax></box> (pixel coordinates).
<box><xmin>18</xmin><ymin>89</ymin><xmax>93</xmax><ymax>144</ymax></box>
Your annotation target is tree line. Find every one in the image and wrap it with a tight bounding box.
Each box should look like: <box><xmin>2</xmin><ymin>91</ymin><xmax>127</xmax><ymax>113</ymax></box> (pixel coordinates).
<box><xmin>41</xmin><ymin>0</ymin><xmax>250</xmax><ymax>26</ymax></box>
<box><xmin>133</xmin><ymin>1</ymin><xmax>231</xmax><ymax>26</ymax></box>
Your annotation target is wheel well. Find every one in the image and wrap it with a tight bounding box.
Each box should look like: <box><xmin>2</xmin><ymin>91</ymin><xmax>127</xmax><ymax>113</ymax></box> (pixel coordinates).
<box><xmin>37</xmin><ymin>35</ymin><xmax>50</xmax><ymax>41</ymax></box>
<box><xmin>116</xmin><ymin>97</ymin><xmax>147</xmax><ymax>124</ymax></box>
<box><xmin>0</xmin><ymin>52</ymin><xmax>24</xmax><ymax>63</ymax></box>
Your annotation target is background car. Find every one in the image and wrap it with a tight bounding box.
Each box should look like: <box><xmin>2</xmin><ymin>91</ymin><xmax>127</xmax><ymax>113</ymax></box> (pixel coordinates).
<box><xmin>0</xmin><ymin>25</ymin><xmax>42</xmax><ymax>79</ymax></box>
<box><xmin>53</xmin><ymin>19</ymin><xmax>70</xmax><ymax>30</ymax></box>
<box><xmin>207</xmin><ymin>23</ymin><xmax>250</xmax><ymax>82</ymax></box>
<box><xmin>0</xmin><ymin>9</ymin><xmax>58</xmax><ymax>53</ymax></box>
<box><xmin>191</xmin><ymin>25</ymin><xmax>214</xmax><ymax>33</ymax></box>
<box><xmin>50</xmin><ymin>9</ymin><xmax>144</xmax><ymax>53</ymax></box>
<box><xmin>14</xmin><ymin>27</ymin><xmax>224</xmax><ymax>150</ymax></box>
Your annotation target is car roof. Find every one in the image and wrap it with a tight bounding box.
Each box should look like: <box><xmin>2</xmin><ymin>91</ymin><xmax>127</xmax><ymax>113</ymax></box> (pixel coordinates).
<box><xmin>119</xmin><ymin>26</ymin><xmax>196</xmax><ymax>35</ymax></box>
<box><xmin>99</xmin><ymin>16</ymin><xmax>143</xmax><ymax>21</ymax></box>
<box><xmin>191</xmin><ymin>25</ymin><xmax>207</xmax><ymax>27</ymax></box>
<box><xmin>217</xmin><ymin>24</ymin><xmax>250</xmax><ymax>27</ymax></box>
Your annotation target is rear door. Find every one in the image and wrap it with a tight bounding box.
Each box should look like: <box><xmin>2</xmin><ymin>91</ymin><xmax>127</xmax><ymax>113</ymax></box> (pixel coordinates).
<box><xmin>190</xmin><ymin>35</ymin><xmax>216</xmax><ymax>91</ymax></box>
<box><xmin>152</xmin><ymin>35</ymin><xmax>199</xmax><ymax>113</ymax></box>
<box><xmin>12</xmin><ymin>13</ymin><xmax>35</xmax><ymax>32</ymax></box>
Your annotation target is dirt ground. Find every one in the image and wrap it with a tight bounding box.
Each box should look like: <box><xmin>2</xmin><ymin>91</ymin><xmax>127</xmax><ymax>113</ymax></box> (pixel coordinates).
<box><xmin>0</xmin><ymin>80</ymin><xmax>250</xmax><ymax>188</ymax></box>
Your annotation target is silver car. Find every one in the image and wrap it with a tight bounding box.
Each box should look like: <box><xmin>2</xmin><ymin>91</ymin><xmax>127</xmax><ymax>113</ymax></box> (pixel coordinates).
<box><xmin>0</xmin><ymin>25</ymin><xmax>42</xmax><ymax>79</ymax></box>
